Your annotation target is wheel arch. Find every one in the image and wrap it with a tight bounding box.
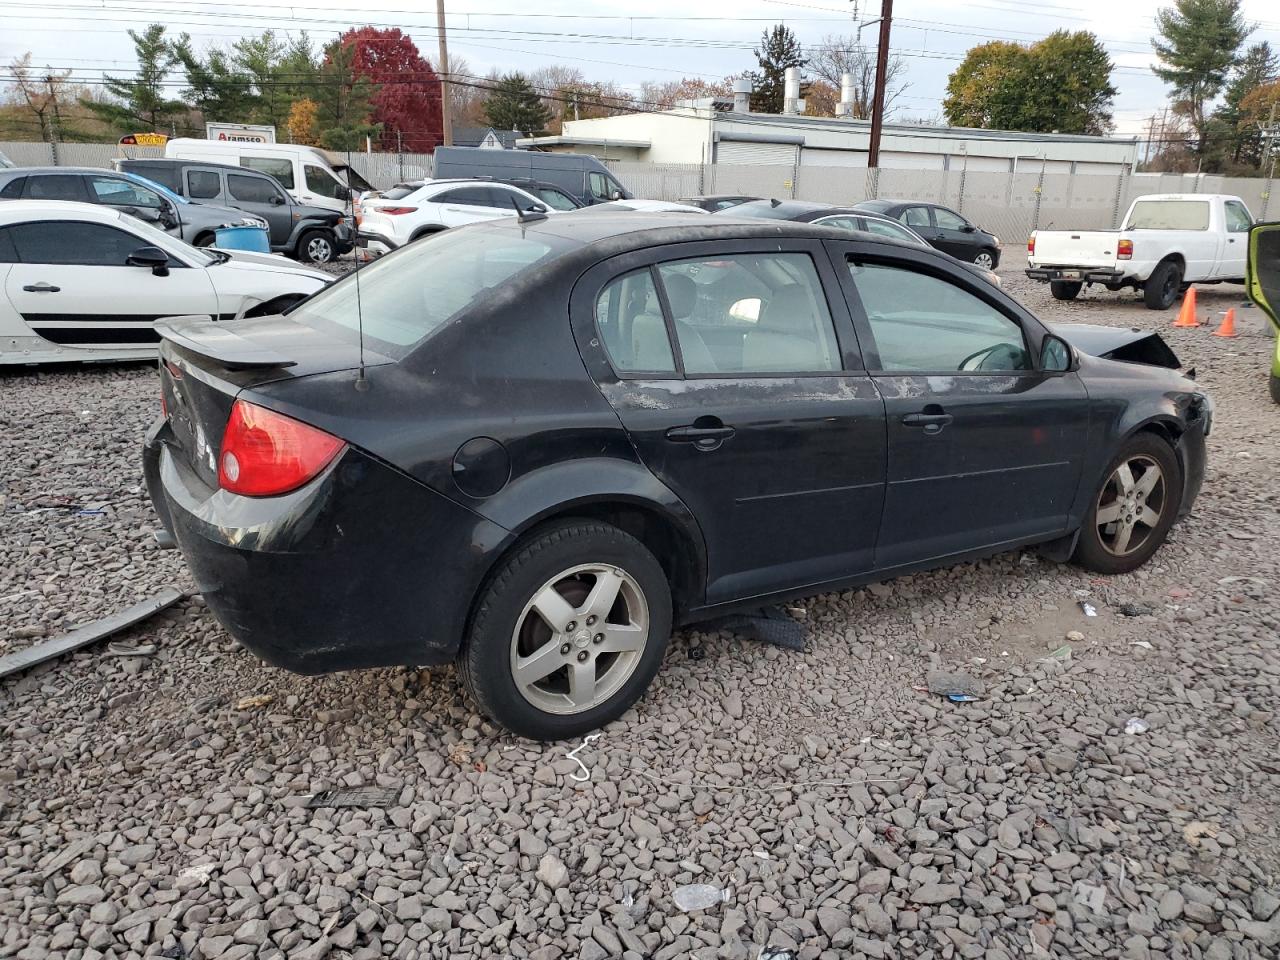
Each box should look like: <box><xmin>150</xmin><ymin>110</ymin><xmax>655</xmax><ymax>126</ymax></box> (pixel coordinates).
<box><xmin>409</xmin><ymin>225</ymin><xmax>447</xmax><ymax>242</ymax></box>
<box><xmin>1152</xmin><ymin>252</ymin><xmax>1187</xmax><ymax>276</ymax></box>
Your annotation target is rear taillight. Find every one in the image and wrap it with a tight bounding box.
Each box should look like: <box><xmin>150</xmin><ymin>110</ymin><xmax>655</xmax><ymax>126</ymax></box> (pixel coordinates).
<box><xmin>378</xmin><ymin>207</ymin><xmax>417</xmax><ymax>215</ymax></box>
<box><xmin>217</xmin><ymin>399</ymin><xmax>345</xmax><ymax>497</ymax></box>
<box><xmin>1117</xmin><ymin>239</ymin><xmax>1133</xmax><ymax>260</ymax></box>
<box><xmin>1027</xmin><ymin>235</ymin><xmax>1035</xmax><ymax>256</ymax></box>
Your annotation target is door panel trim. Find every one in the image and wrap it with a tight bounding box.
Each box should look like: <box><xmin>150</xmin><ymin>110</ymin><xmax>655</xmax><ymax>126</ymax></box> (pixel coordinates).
<box><xmin>735</xmin><ymin>478</ymin><xmax>883</xmax><ymax>503</ymax></box>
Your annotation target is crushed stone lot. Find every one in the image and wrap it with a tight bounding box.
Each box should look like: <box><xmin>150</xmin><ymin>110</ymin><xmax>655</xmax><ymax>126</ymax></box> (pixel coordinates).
<box><xmin>2</xmin><ymin>260</ymin><xmax>1280</xmax><ymax>960</ymax></box>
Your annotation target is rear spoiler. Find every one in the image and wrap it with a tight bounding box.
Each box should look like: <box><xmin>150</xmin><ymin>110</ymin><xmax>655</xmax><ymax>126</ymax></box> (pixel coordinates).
<box><xmin>156</xmin><ymin>316</ymin><xmax>297</xmax><ymax>370</ymax></box>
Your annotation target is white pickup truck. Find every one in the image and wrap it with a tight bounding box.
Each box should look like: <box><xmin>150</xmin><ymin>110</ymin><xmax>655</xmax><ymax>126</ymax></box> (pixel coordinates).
<box><xmin>1026</xmin><ymin>193</ymin><xmax>1255</xmax><ymax>309</ymax></box>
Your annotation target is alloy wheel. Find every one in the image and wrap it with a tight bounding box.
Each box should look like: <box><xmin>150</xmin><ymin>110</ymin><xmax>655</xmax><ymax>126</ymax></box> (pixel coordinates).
<box><xmin>509</xmin><ymin>563</ymin><xmax>648</xmax><ymax>715</ymax></box>
<box><xmin>307</xmin><ymin>237</ymin><xmax>334</xmax><ymax>262</ymax></box>
<box><xmin>1096</xmin><ymin>455</ymin><xmax>1166</xmax><ymax>556</ymax></box>
<box><xmin>973</xmin><ymin>251</ymin><xmax>995</xmax><ymax>270</ymax></box>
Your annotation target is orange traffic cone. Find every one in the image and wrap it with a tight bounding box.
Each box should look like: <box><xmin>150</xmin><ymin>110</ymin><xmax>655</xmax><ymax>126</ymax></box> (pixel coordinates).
<box><xmin>1173</xmin><ymin>287</ymin><xmax>1199</xmax><ymax>327</ymax></box>
<box><xmin>1213</xmin><ymin>307</ymin><xmax>1238</xmax><ymax>338</ymax></box>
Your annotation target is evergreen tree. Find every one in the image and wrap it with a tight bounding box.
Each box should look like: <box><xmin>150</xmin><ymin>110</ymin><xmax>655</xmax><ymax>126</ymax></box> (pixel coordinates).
<box><xmin>482</xmin><ymin>73</ymin><xmax>552</xmax><ymax>136</ymax></box>
<box><xmin>80</xmin><ymin>24</ymin><xmax>187</xmax><ymax>133</ymax></box>
<box><xmin>1152</xmin><ymin>0</ymin><xmax>1251</xmax><ymax>154</ymax></box>
<box><xmin>313</xmin><ymin>39</ymin><xmax>380</xmax><ymax>152</ymax></box>
<box><xmin>1210</xmin><ymin>42</ymin><xmax>1278</xmax><ymax>166</ymax></box>
<box><xmin>748</xmin><ymin>25</ymin><xmax>807</xmax><ymax>114</ymax></box>
<box><xmin>172</xmin><ymin>35</ymin><xmax>256</xmax><ymax>123</ymax></box>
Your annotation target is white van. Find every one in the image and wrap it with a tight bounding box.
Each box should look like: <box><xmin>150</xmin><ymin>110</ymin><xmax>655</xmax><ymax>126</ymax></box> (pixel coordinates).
<box><xmin>163</xmin><ymin>139</ymin><xmax>373</xmax><ymax>214</ymax></box>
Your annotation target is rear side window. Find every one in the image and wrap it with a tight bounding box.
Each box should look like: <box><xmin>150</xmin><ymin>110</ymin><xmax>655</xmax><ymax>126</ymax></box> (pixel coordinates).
<box><xmin>595</xmin><ymin>269</ymin><xmax>676</xmax><ymax>375</ymax></box>
<box><xmin>25</xmin><ymin>175</ymin><xmax>87</xmax><ymax>202</ymax></box>
<box><xmin>228</xmin><ymin>174</ymin><xmax>280</xmax><ymax>204</ymax></box>
<box><xmin>240</xmin><ymin>156</ymin><xmax>294</xmax><ymax>189</ymax></box>
<box><xmin>1127</xmin><ymin>200</ymin><xmax>1209</xmax><ymax>231</ymax></box>
<box><xmin>187</xmin><ymin>170</ymin><xmax>222</xmax><ymax>200</ymax></box>
<box><xmin>287</xmin><ymin>228</ymin><xmax>571</xmax><ymax>357</ymax></box>
<box><xmin>10</xmin><ymin>222</ymin><xmax>141</xmax><ymax>266</ymax></box>
<box><xmin>0</xmin><ymin>177</ymin><xmax>26</xmax><ymax>199</ymax></box>
<box><xmin>849</xmin><ymin>261</ymin><xmax>1029</xmax><ymax>372</ymax></box>
<box><xmin>0</xmin><ymin>227</ymin><xmax>17</xmax><ymax>262</ymax></box>
<box><xmin>434</xmin><ymin>187</ymin><xmax>495</xmax><ymax>207</ymax></box>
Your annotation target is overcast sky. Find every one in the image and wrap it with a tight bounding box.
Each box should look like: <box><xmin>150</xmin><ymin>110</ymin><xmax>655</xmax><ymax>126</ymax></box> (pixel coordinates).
<box><xmin>3</xmin><ymin>0</ymin><xmax>1279</xmax><ymax>136</ymax></box>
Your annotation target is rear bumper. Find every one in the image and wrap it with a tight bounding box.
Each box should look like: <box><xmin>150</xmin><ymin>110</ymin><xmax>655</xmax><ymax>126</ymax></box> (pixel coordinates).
<box><xmin>1026</xmin><ymin>267</ymin><xmax>1127</xmax><ymax>285</ymax></box>
<box><xmin>143</xmin><ymin>417</ymin><xmax>510</xmax><ymax>673</ymax></box>
<box><xmin>357</xmin><ymin>230</ymin><xmax>400</xmax><ymax>251</ymax></box>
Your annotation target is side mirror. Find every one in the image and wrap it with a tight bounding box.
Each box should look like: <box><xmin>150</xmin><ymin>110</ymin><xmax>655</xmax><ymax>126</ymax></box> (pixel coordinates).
<box><xmin>609</xmin><ymin>190</ymin><xmax>624</xmax><ymax>201</ymax></box>
<box><xmin>270</xmin><ymin>194</ymin><xmax>286</xmax><ymax>205</ymax></box>
<box><xmin>962</xmin><ymin>224</ymin><xmax>977</xmax><ymax>233</ymax></box>
<box><xmin>126</xmin><ymin>246</ymin><xmax>170</xmax><ymax>276</ymax></box>
<box><xmin>1247</xmin><ymin>222</ymin><xmax>1280</xmax><ymax>333</ymax></box>
<box><xmin>1040</xmin><ymin>334</ymin><xmax>1073</xmax><ymax>373</ymax></box>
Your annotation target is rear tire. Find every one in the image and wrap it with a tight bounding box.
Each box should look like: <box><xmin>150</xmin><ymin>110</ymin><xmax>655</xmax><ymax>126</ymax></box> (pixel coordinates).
<box><xmin>1270</xmin><ymin>373</ymin><xmax>1280</xmax><ymax>405</ymax></box>
<box><xmin>1073</xmin><ymin>433</ymin><xmax>1182</xmax><ymax>575</ymax></box>
<box><xmin>1143</xmin><ymin>260</ymin><xmax>1183</xmax><ymax>310</ymax></box>
<box><xmin>1050</xmin><ymin>280</ymin><xmax>1082</xmax><ymax>301</ymax></box>
<box><xmin>194</xmin><ymin>233</ymin><xmax>216</xmax><ymax>248</ymax></box>
<box><xmin>458</xmin><ymin>520</ymin><xmax>672</xmax><ymax>741</ymax></box>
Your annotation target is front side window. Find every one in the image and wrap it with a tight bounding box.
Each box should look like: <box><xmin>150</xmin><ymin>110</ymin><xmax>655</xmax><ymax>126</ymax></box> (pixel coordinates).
<box><xmin>849</xmin><ymin>261</ymin><xmax>1030</xmax><ymax>372</ymax></box>
<box><xmin>25</xmin><ymin>175</ymin><xmax>87</xmax><ymax>202</ymax></box>
<box><xmin>595</xmin><ymin>269</ymin><xmax>676</xmax><ymax>374</ymax></box>
<box><xmin>228</xmin><ymin>174</ymin><xmax>283</xmax><ymax>204</ymax></box>
<box><xmin>187</xmin><ymin>170</ymin><xmax>222</xmax><ymax>200</ymax></box>
<box><xmin>10</xmin><ymin>221</ymin><xmax>142</xmax><ymax>266</ymax></box>
<box><xmin>287</xmin><ymin>227</ymin><xmax>572</xmax><ymax>358</ymax></box>
<box><xmin>88</xmin><ymin>175</ymin><xmax>163</xmax><ymax>209</ymax></box>
<box><xmin>1126</xmin><ymin>199</ymin><xmax>1209</xmax><ymax>231</ymax></box>
<box><xmin>240</xmin><ymin>156</ymin><xmax>294</xmax><ymax>189</ymax></box>
<box><xmin>1224</xmin><ymin>200</ymin><xmax>1253</xmax><ymax>233</ymax></box>
<box><xmin>588</xmin><ymin>172</ymin><xmax>611</xmax><ymax>201</ymax></box>
<box><xmin>656</xmin><ymin>253</ymin><xmax>840</xmax><ymax>374</ymax></box>
<box><xmin>932</xmin><ymin>207</ymin><xmax>967</xmax><ymax>230</ymax></box>
<box><xmin>901</xmin><ymin>206</ymin><xmax>931</xmax><ymax>228</ymax></box>
<box><xmin>305</xmin><ymin>164</ymin><xmax>347</xmax><ymax>200</ymax></box>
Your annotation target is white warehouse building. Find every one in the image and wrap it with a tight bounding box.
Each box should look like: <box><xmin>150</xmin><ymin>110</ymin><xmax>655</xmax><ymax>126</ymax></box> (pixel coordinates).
<box><xmin>518</xmin><ymin>100</ymin><xmax>1139</xmax><ymax>176</ymax></box>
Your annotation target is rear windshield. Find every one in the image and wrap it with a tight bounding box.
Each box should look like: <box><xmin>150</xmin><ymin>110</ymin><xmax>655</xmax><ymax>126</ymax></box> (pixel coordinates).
<box><xmin>1126</xmin><ymin>199</ymin><xmax>1209</xmax><ymax>231</ymax></box>
<box><xmin>381</xmin><ymin>183</ymin><xmax>422</xmax><ymax>200</ymax></box>
<box><xmin>288</xmin><ymin>226</ymin><xmax>574</xmax><ymax>357</ymax></box>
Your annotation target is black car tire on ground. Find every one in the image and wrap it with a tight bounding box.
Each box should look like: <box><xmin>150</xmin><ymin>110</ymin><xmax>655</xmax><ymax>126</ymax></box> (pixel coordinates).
<box><xmin>1073</xmin><ymin>433</ymin><xmax>1182</xmax><ymax>575</ymax></box>
<box><xmin>299</xmin><ymin>230</ymin><xmax>336</xmax><ymax>264</ymax></box>
<box><xmin>193</xmin><ymin>233</ymin><xmax>216</xmax><ymax>247</ymax></box>
<box><xmin>972</xmin><ymin>248</ymin><xmax>997</xmax><ymax>270</ymax></box>
<box><xmin>1270</xmin><ymin>374</ymin><xmax>1280</xmax><ymax>405</ymax></box>
<box><xmin>458</xmin><ymin>520</ymin><xmax>673</xmax><ymax>741</ymax></box>
<box><xmin>1144</xmin><ymin>260</ymin><xmax>1183</xmax><ymax>310</ymax></box>
<box><xmin>1050</xmin><ymin>280</ymin><xmax>1082</xmax><ymax>301</ymax></box>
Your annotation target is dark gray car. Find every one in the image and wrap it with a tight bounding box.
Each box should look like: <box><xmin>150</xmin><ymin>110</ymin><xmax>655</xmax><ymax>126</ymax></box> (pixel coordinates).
<box><xmin>0</xmin><ymin>167</ymin><xmax>265</xmax><ymax>248</ymax></box>
<box><xmin>119</xmin><ymin>159</ymin><xmax>353</xmax><ymax>264</ymax></box>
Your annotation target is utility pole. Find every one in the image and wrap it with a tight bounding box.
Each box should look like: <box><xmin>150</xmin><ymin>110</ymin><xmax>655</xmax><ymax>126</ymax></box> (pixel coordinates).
<box><xmin>436</xmin><ymin>0</ymin><xmax>453</xmax><ymax>147</ymax></box>
<box><xmin>44</xmin><ymin>74</ymin><xmax>61</xmax><ymax>166</ymax></box>
<box><xmin>866</xmin><ymin>0</ymin><xmax>893</xmax><ymax>169</ymax></box>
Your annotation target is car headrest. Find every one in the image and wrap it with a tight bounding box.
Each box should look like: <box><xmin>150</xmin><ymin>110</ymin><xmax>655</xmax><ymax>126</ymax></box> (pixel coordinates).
<box><xmin>664</xmin><ymin>273</ymin><xmax>697</xmax><ymax>320</ymax></box>
<box><xmin>759</xmin><ymin>285</ymin><xmax>814</xmax><ymax>331</ymax></box>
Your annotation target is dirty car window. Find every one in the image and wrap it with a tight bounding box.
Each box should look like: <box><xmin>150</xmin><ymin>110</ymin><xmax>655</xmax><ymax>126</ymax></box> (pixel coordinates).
<box><xmin>288</xmin><ymin>228</ymin><xmax>568</xmax><ymax>357</ymax></box>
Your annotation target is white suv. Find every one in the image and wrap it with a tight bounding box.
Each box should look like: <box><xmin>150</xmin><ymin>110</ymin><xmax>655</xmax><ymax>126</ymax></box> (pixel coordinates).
<box><xmin>359</xmin><ymin>179</ymin><xmax>550</xmax><ymax>250</ymax></box>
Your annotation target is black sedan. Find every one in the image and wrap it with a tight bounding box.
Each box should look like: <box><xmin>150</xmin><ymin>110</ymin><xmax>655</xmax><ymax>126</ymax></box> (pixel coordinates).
<box><xmin>145</xmin><ymin>213</ymin><xmax>1210</xmax><ymax>740</ymax></box>
<box><xmin>677</xmin><ymin>194</ymin><xmax>761</xmax><ymax>212</ymax></box>
<box><xmin>854</xmin><ymin>198</ymin><xmax>1002</xmax><ymax>270</ymax></box>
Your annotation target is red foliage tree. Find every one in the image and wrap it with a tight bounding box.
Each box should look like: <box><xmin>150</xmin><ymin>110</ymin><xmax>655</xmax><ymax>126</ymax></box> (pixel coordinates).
<box><xmin>339</xmin><ymin>26</ymin><xmax>443</xmax><ymax>152</ymax></box>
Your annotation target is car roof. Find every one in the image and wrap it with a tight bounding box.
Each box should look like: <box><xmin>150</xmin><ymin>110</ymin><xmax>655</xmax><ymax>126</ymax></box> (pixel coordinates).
<box><xmin>0</xmin><ymin>166</ymin><xmax>135</xmax><ymax>177</ymax></box>
<box><xmin>0</xmin><ymin>199</ymin><xmax>130</xmax><ymax>225</ymax></box>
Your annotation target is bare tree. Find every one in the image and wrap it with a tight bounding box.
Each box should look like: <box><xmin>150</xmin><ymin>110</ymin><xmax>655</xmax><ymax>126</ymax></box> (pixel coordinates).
<box><xmin>439</xmin><ymin>55</ymin><xmax>489</xmax><ymax>128</ymax></box>
<box><xmin>7</xmin><ymin>53</ymin><xmax>74</xmax><ymax>142</ymax></box>
<box><xmin>806</xmin><ymin>35</ymin><xmax>908</xmax><ymax>119</ymax></box>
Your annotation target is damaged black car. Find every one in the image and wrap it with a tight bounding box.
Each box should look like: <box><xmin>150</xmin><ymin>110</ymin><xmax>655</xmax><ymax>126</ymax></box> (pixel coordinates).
<box><xmin>144</xmin><ymin>214</ymin><xmax>1211</xmax><ymax>739</ymax></box>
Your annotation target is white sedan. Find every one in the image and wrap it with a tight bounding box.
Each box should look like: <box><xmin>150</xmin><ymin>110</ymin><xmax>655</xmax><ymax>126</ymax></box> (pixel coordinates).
<box><xmin>0</xmin><ymin>201</ymin><xmax>331</xmax><ymax>365</ymax></box>
<box><xmin>358</xmin><ymin>179</ymin><xmax>551</xmax><ymax>250</ymax></box>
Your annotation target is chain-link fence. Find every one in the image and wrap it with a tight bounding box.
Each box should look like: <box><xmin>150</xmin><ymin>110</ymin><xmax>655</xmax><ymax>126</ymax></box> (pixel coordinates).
<box><xmin>2</xmin><ymin>139</ymin><xmax>1274</xmax><ymax>232</ymax></box>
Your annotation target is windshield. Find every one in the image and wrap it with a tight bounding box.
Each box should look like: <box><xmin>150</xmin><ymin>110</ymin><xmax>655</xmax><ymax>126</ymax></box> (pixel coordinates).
<box><xmin>288</xmin><ymin>226</ymin><xmax>575</xmax><ymax>357</ymax></box>
<box><xmin>0</xmin><ymin>151</ymin><xmax>13</xmax><ymax>169</ymax></box>
<box><xmin>115</xmin><ymin>209</ymin><xmax>215</xmax><ymax>266</ymax></box>
<box><xmin>122</xmin><ymin>171</ymin><xmax>189</xmax><ymax>205</ymax></box>
<box><xmin>1127</xmin><ymin>199</ymin><xmax>1209</xmax><ymax>231</ymax></box>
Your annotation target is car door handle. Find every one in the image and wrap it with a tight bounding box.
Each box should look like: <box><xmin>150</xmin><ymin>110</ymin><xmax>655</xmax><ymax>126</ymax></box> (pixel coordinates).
<box><xmin>22</xmin><ymin>282</ymin><xmax>60</xmax><ymax>293</ymax></box>
<box><xmin>665</xmin><ymin>422</ymin><xmax>736</xmax><ymax>447</ymax></box>
<box><xmin>902</xmin><ymin>411</ymin><xmax>953</xmax><ymax>434</ymax></box>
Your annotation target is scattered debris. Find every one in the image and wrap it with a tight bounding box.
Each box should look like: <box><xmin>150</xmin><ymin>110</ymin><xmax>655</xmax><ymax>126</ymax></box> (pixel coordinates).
<box><xmin>752</xmin><ymin>850</ymin><xmax>771</xmax><ymax>860</ymax></box>
<box><xmin>1072</xmin><ymin>881</ymin><xmax>1107</xmax><ymax>912</ymax></box>
<box><xmin>306</xmin><ymin>787</ymin><xmax>399</xmax><ymax>809</ymax></box>
<box><xmin>234</xmin><ymin>694</ymin><xmax>275</xmax><ymax>711</ymax></box>
<box><xmin>1124</xmin><ymin>717</ymin><xmax>1149</xmax><ymax>735</ymax></box>
<box><xmin>1116</xmin><ymin>602</ymin><xmax>1154</xmax><ymax>617</ymax></box>
<box><xmin>688</xmin><ymin>644</ymin><xmax>707</xmax><ymax>661</ymax></box>
<box><xmin>947</xmin><ymin>693</ymin><xmax>981</xmax><ymax>703</ymax></box>
<box><xmin>1065</xmin><ymin>630</ymin><xmax>1085</xmax><ymax>642</ymax></box>
<box><xmin>447</xmin><ymin>741</ymin><xmax>473</xmax><ymax>766</ymax></box>
<box><xmin>1041</xmin><ymin>644</ymin><xmax>1073</xmax><ymax>662</ymax></box>
<box><xmin>565</xmin><ymin>733</ymin><xmax>602</xmax><ymax>783</ymax></box>
<box><xmin>673</xmin><ymin>883</ymin><xmax>729</xmax><ymax>912</ymax></box>
<box><xmin>0</xmin><ymin>588</ymin><xmax>183</xmax><ymax>679</ymax></box>
<box><xmin>1129</xmin><ymin>640</ymin><xmax>1154</xmax><ymax>650</ymax></box>
<box><xmin>1183</xmin><ymin>821</ymin><xmax>1220</xmax><ymax>847</ymax></box>
<box><xmin>177</xmin><ymin>863</ymin><xmax>217</xmax><ymax>885</ymax></box>
<box><xmin>925</xmin><ymin>669</ymin><xmax>985</xmax><ymax>699</ymax></box>
<box><xmin>106</xmin><ymin>641</ymin><xmax>156</xmax><ymax>657</ymax></box>
<box><xmin>1080</xmin><ymin>602</ymin><xmax>1099</xmax><ymax>617</ymax></box>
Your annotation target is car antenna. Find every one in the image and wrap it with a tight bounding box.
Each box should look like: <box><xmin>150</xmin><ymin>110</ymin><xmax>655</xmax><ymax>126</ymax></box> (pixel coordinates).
<box><xmin>348</xmin><ymin>146</ymin><xmax>369</xmax><ymax>392</ymax></box>
<box><xmin>770</xmin><ymin>198</ymin><xmax>782</xmax><ymax>208</ymax></box>
<box><xmin>510</xmin><ymin>195</ymin><xmax>547</xmax><ymax>229</ymax></box>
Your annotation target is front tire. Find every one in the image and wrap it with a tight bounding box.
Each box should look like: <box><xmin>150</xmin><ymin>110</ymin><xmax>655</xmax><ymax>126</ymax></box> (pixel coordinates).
<box><xmin>1073</xmin><ymin>433</ymin><xmax>1182</xmax><ymax>575</ymax></box>
<box><xmin>973</xmin><ymin>248</ymin><xmax>997</xmax><ymax>270</ymax></box>
<box><xmin>1143</xmin><ymin>260</ymin><xmax>1182</xmax><ymax>310</ymax></box>
<box><xmin>299</xmin><ymin>230</ymin><xmax>336</xmax><ymax>264</ymax></box>
<box><xmin>1270</xmin><ymin>373</ymin><xmax>1280</xmax><ymax>405</ymax></box>
<box><xmin>1050</xmin><ymin>280</ymin><xmax>1082</xmax><ymax>301</ymax></box>
<box><xmin>458</xmin><ymin>521</ymin><xmax>672</xmax><ymax>740</ymax></box>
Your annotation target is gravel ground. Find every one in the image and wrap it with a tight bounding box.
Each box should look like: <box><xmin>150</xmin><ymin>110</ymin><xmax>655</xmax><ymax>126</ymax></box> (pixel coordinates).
<box><xmin>2</xmin><ymin>254</ymin><xmax>1279</xmax><ymax>960</ymax></box>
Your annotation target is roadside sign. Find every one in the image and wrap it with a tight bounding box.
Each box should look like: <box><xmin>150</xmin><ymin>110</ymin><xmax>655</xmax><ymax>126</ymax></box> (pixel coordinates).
<box><xmin>206</xmin><ymin>122</ymin><xmax>276</xmax><ymax>144</ymax></box>
<box><xmin>119</xmin><ymin>133</ymin><xmax>168</xmax><ymax>147</ymax></box>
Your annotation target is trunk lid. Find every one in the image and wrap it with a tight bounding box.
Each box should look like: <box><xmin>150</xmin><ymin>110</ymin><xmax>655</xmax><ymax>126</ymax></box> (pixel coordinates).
<box><xmin>1031</xmin><ymin>230</ymin><xmax>1122</xmax><ymax>269</ymax></box>
<box><xmin>157</xmin><ymin>313</ymin><xmax>390</xmax><ymax>487</ymax></box>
